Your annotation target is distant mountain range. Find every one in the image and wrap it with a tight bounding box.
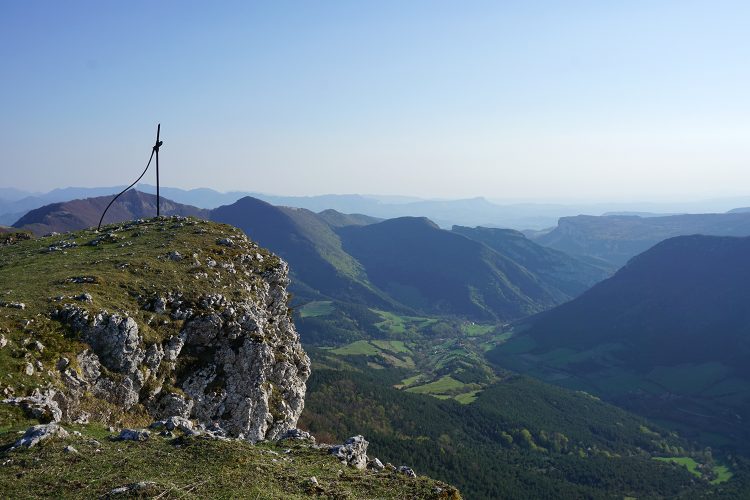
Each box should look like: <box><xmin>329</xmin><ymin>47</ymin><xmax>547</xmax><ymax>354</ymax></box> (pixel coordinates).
<box><xmin>13</xmin><ymin>190</ymin><xmax>608</xmax><ymax>322</ymax></box>
<box><xmin>490</xmin><ymin>234</ymin><xmax>750</xmax><ymax>450</ymax></box>
<box><xmin>532</xmin><ymin>212</ymin><xmax>750</xmax><ymax>266</ymax></box>
<box><xmin>9</xmin><ymin>184</ymin><xmax>750</xmax><ymax>229</ymax></box>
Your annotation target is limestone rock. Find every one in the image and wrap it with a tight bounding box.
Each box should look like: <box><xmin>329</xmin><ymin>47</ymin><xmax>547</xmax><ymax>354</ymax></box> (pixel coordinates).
<box><xmin>47</xmin><ymin>228</ymin><xmax>310</xmax><ymax>443</ymax></box>
<box><xmin>12</xmin><ymin>423</ymin><xmax>68</xmax><ymax>449</ymax></box>
<box><xmin>105</xmin><ymin>482</ymin><xmax>158</xmax><ymax>497</ymax></box>
<box><xmin>398</xmin><ymin>466</ymin><xmax>417</xmax><ymax>478</ymax></box>
<box><xmin>150</xmin><ymin>416</ymin><xmax>196</xmax><ymax>434</ymax></box>
<box><xmin>2</xmin><ymin>387</ymin><xmax>63</xmax><ymax>422</ymax></box>
<box><xmin>280</xmin><ymin>428</ymin><xmax>315</xmax><ymax>443</ymax></box>
<box><xmin>330</xmin><ymin>435</ymin><xmax>369</xmax><ymax>470</ymax></box>
<box><xmin>26</xmin><ymin>340</ymin><xmax>45</xmax><ymax>352</ymax></box>
<box><xmin>369</xmin><ymin>458</ymin><xmax>385</xmax><ymax>470</ymax></box>
<box><xmin>56</xmin><ymin>307</ymin><xmax>145</xmax><ymax>374</ymax></box>
<box><xmin>74</xmin><ymin>293</ymin><xmax>93</xmax><ymax>303</ymax></box>
<box><xmin>115</xmin><ymin>429</ymin><xmax>150</xmax><ymax>442</ymax></box>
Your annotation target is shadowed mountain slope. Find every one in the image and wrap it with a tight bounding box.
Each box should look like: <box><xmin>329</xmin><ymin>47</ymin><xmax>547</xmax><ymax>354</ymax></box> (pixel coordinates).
<box><xmin>337</xmin><ymin>217</ymin><xmax>569</xmax><ymax>321</ymax></box>
<box><xmin>210</xmin><ymin>197</ymin><xmax>397</xmax><ymax>308</ymax></box>
<box><xmin>490</xmin><ymin>235</ymin><xmax>750</xmax><ymax>449</ymax></box>
<box><xmin>451</xmin><ymin>225</ymin><xmax>612</xmax><ymax>297</ymax></box>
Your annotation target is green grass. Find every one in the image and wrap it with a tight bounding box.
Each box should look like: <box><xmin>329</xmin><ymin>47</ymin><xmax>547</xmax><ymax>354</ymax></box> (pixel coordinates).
<box><xmin>298</xmin><ymin>300</ymin><xmax>335</xmax><ymax>318</ymax></box>
<box><xmin>405</xmin><ymin>376</ymin><xmax>467</xmax><ymax>396</ymax></box>
<box><xmin>405</xmin><ymin>376</ymin><xmax>481</xmax><ymax>405</ymax></box>
<box><xmin>0</xmin><ymin>422</ymin><xmax>459</xmax><ymax>499</ymax></box>
<box><xmin>329</xmin><ymin>340</ymin><xmax>415</xmax><ymax>370</ymax></box>
<box><xmin>395</xmin><ymin>374</ymin><xmax>424</xmax><ymax>389</ymax></box>
<box><xmin>0</xmin><ymin>218</ymin><xmax>285</xmax><ymax>423</ymax></box>
<box><xmin>711</xmin><ymin>465</ymin><xmax>734</xmax><ymax>484</ymax></box>
<box><xmin>372</xmin><ymin>310</ymin><xmax>438</xmax><ymax>336</ymax></box>
<box><xmin>654</xmin><ymin>457</ymin><xmax>701</xmax><ymax>476</ymax></box>
<box><xmin>454</xmin><ymin>390</ymin><xmax>481</xmax><ymax>405</ymax></box>
<box><xmin>331</xmin><ymin>340</ymin><xmax>381</xmax><ymax>356</ymax></box>
<box><xmin>378</xmin><ymin>352</ymin><xmax>415</xmax><ymax>369</ymax></box>
<box><xmin>460</xmin><ymin>323</ymin><xmax>494</xmax><ymax>337</ymax></box>
<box><xmin>653</xmin><ymin>457</ymin><xmax>733</xmax><ymax>484</ymax></box>
<box><xmin>371</xmin><ymin>340</ymin><xmax>411</xmax><ymax>354</ymax></box>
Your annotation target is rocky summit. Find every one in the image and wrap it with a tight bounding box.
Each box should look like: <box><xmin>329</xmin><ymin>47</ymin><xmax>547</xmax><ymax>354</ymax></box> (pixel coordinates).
<box><xmin>0</xmin><ymin>216</ymin><xmax>310</xmax><ymax>441</ymax></box>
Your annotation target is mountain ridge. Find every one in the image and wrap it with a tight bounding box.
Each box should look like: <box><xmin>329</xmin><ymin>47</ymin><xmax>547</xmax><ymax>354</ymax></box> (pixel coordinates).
<box><xmin>14</xmin><ymin>191</ymin><xmax>609</xmax><ymax>323</ymax></box>
<box><xmin>490</xmin><ymin>234</ymin><xmax>750</xmax><ymax>450</ymax></box>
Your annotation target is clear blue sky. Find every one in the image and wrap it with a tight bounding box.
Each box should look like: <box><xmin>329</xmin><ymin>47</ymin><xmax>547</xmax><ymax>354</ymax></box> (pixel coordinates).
<box><xmin>1</xmin><ymin>1</ymin><xmax>749</xmax><ymax>201</ymax></box>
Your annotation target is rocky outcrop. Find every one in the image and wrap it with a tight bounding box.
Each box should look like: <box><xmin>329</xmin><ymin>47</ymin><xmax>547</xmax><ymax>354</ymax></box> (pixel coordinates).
<box><xmin>3</xmin><ymin>388</ymin><xmax>62</xmax><ymax>422</ymax></box>
<box><xmin>12</xmin><ymin>423</ymin><xmax>69</xmax><ymax>449</ymax></box>
<box><xmin>330</xmin><ymin>435</ymin><xmax>369</xmax><ymax>469</ymax></box>
<box><xmin>41</xmin><ymin>223</ymin><xmax>310</xmax><ymax>443</ymax></box>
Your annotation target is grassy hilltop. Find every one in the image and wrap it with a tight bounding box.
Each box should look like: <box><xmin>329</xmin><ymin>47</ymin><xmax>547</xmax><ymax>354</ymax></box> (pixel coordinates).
<box><xmin>0</xmin><ymin>217</ymin><xmax>459</xmax><ymax>499</ymax></box>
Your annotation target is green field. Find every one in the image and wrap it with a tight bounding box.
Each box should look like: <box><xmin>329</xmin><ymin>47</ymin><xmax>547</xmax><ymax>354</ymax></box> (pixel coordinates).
<box><xmin>298</xmin><ymin>300</ymin><xmax>335</xmax><ymax>318</ymax></box>
<box><xmin>0</xmin><ymin>420</ymin><xmax>456</xmax><ymax>499</ymax></box>
<box><xmin>454</xmin><ymin>390</ymin><xmax>481</xmax><ymax>404</ymax></box>
<box><xmin>395</xmin><ymin>374</ymin><xmax>424</xmax><ymax>389</ymax></box>
<box><xmin>329</xmin><ymin>340</ymin><xmax>415</xmax><ymax>369</ymax></box>
<box><xmin>406</xmin><ymin>376</ymin><xmax>467</xmax><ymax>395</ymax></box>
<box><xmin>404</xmin><ymin>375</ymin><xmax>481</xmax><ymax>404</ymax></box>
<box><xmin>331</xmin><ymin>340</ymin><xmax>380</xmax><ymax>356</ymax></box>
<box><xmin>653</xmin><ymin>457</ymin><xmax>733</xmax><ymax>484</ymax></box>
<box><xmin>712</xmin><ymin>465</ymin><xmax>734</xmax><ymax>484</ymax></box>
<box><xmin>371</xmin><ymin>339</ymin><xmax>412</xmax><ymax>354</ymax></box>
<box><xmin>460</xmin><ymin>322</ymin><xmax>495</xmax><ymax>337</ymax></box>
<box><xmin>372</xmin><ymin>310</ymin><xmax>438</xmax><ymax>336</ymax></box>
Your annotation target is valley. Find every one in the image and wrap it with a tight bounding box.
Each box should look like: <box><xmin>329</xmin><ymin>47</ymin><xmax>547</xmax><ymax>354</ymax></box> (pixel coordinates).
<box><xmin>6</xmin><ymin>5</ymin><xmax>750</xmax><ymax>498</ymax></box>
<box><xmin>4</xmin><ymin>191</ymin><xmax>750</xmax><ymax>498</ymax></box>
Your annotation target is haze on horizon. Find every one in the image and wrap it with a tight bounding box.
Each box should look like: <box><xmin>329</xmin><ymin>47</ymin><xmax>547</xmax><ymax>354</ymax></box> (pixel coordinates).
<box><xmin>2</xmin><ymin>1</ymin><xmax>749</xmax><ymax>202</ymax></box>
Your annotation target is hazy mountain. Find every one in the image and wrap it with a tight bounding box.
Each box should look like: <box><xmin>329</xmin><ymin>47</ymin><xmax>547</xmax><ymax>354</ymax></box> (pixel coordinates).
<box><xmin>12</xmin><ymin>190</ymin><xmax>209</xmax><ymax>235</ymax></box>
<box><xmin>490</xmin><ymin>234</ymin><xmax>750</xmax><ymax>449</ymax></box>
<box><xmin>601</xmin><ymin>211</ymin><xmax>681</xmax><ymax>217</ymax></box>
<box><xmin>10</xmin><ymin>184</ymin><xmax>750</xmax><ymax>230</ymax></box>
<box><xmin>316</xmin><ymin>209</ymin><xmax>382</xmax><ymax>227</ymax></box>
<box><xmin>0</xmin><ymin>211</ymin><xmax>26</xmax><ymax>226</ymax></box>
<box><xmin>135</xmin><ymin>184</ymin><xmax>251</xmax><ymax>208</ymax></box>
<box><xmin>534</xmin><ymin>212</ymin><xmax>750</xmax><ymax>266</ymax></box>
<box><xmin>0</xmin><ymin>187</ymin><xmax>40</xmax><ymax>202</ymax></box>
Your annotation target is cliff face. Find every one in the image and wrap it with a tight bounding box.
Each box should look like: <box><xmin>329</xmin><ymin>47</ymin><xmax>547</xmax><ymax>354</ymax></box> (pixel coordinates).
<box><xmin>0</xmin><ymin>217</ymin><xmax>310</xmax><ymax>442</ymax></box>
